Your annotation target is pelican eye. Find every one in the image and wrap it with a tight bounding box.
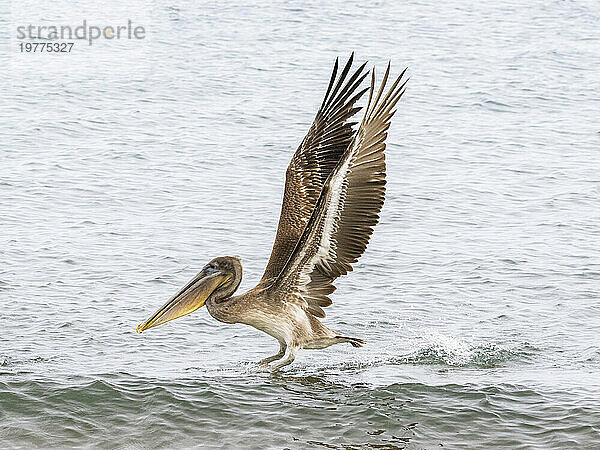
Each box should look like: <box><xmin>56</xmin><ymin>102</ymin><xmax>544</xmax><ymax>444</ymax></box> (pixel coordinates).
<box><xmin>203</xmin><ymin>263</ymin><xmax>219</xmax><ymax>275</ymax></box>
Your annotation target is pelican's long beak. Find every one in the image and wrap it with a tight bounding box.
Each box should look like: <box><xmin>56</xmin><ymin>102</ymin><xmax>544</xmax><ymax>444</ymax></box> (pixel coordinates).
<box><xmin>136</xmin><ymin>269</ymin><xmax>230</xmax><ymax>333</ymax></box>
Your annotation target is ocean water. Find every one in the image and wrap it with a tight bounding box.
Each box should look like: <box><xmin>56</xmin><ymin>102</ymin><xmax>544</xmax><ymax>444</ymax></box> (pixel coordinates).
<box><xmin>1</xmin><ymin>0</ymin><xmax>600</xmax><ymax>448</ymax></box>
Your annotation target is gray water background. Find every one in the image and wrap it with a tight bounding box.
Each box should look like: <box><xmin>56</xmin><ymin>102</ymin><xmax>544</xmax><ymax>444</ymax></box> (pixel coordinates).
<box><xmin>1</xmin><ymin>0</ymin><xmax>599</xmax><ymax>448</ymax></box>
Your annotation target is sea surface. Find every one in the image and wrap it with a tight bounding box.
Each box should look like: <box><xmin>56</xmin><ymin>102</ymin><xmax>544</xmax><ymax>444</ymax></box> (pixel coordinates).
<box><xmin>1</xmin><ymin>0</ymin><xmax>600</xmax><ymax>448</ymax></box>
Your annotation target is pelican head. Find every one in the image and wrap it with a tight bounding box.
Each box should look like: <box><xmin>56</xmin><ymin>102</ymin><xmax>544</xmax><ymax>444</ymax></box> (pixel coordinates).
<box><xmin>136</xmin><ymin>256</ymin><xmax>242</xmax><ymax>333</ymax></box>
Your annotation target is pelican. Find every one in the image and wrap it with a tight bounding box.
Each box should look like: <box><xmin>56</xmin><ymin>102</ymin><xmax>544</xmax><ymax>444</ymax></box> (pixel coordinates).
<box><xmin>137</xmin><ymin>55</ymin><xmax>408</xmax><ymax>370</ymax></box>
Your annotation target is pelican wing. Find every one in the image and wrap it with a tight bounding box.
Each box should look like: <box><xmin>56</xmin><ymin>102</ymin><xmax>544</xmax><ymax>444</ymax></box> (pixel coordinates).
<box><xmin>261</xmin><ymin>55</ymin><xmax>370</xmax><ymax>281</ymax></box>
<box><xmin>267</xmin><ymin>65</ymin><xmax>408</xmax><ymax>318</ymax></box>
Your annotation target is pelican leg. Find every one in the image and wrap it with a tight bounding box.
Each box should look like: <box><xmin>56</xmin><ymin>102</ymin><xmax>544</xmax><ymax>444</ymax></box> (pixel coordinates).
<box><xmin>258</xmin><ymin>342</ymin><xmax>287</xmax><ymax>366</ymax></box>
<box><xmin>270</xmin><ymin>347</ymin><xmax>297</xmax><ymax>371</ymax></box>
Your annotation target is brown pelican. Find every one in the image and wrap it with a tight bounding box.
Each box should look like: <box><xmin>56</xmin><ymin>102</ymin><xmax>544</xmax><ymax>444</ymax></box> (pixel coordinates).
<box><xmin>137</xmin><ymin>55</ymin><xmax>408</xmax><ymax>370</ymax></box>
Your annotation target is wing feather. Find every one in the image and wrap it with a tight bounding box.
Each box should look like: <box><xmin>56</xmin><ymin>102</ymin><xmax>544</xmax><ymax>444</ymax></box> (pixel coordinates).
<box><xmin>260</xmin><ymin>55</ymin><xmax>370</xmax><ymax>281</ymax></box>
<box><xmin>268</xmin><ymin>64</ymin><xmax>409</xmax><ymax>318</ymax></box>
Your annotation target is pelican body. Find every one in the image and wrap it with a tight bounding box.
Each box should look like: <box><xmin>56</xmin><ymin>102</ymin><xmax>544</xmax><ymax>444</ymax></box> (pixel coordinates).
<box><xmin>137</xmin><ymin>54</ymin><xmax>408</xmax><ymax>370</ymax></box>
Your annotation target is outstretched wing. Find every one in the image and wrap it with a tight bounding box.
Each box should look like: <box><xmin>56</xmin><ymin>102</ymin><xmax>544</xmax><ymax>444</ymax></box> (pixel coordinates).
<box><xmin>261</xmin><ymin>54</ymin><xmax>370</xmax><ymax>282</ymax></box>
<box><xmin>267</xmin><ymin>64</ymin><xmax>409</xmax><ymax>318</ymax></box>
